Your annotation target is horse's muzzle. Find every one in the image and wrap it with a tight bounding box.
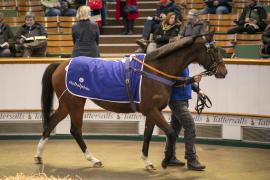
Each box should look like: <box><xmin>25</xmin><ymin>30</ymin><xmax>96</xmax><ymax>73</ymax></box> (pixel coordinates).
<box><xmin>215</xmin><ymin>62</ymin><xmax>228</xmax><ymax>79</ymax></box>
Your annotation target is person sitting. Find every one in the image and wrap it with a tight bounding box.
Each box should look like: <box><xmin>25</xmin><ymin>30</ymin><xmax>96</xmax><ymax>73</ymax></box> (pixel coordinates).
<box><xmin>135</xmin><ymin>0</ymin><xmax>182</xmax><ymax>52</ymax></box>
<box><xmin>41</xmin><ymin>0</ymin><xmax>77</xmax><ymax>17</ymax></box>
<box><xmin>0</xmin><ymin>12</ymin><xmax>15</xmax><ymax>57</ymax></box>
<box><xmin>140</xmin><ymin>0</ymin><xmax>182</xmax><ymax>42</ymax></box>
<box><xmin>72</xmin><ymin>6</ymin><xmax>100</xmax><ymax>57</ymax></box>
<box><xmin>139</xmin><ymin>12</ymin><xmax>180</xmax><ymax>53</ymax></box>
<box><xmin>227</xmin><ymin>0</ymin><xmax>268</xmax><ymax>34</ymax></box>
<box><xmin>15</xmin><ymin>13</ymin><xmax>48</xmax><ymax>57</ymax></box>
<box><xmin>153</xmin><ymin>12</ymin><xmax>181</xmax><ymax>48</ymax></box>
<box><xmin>200</xmin><ymin>0</ymin><xmax>232</xmax><ymax>14</ymax></box>
<box><xmin>181</xmin><ymin>9</ymin><xmax>209</xmax><ymax>37</ymax></box>
<box><xmin>262</xmin><ymin>25</ymin><xmax>270</xmax><ymax>55</ymax></box>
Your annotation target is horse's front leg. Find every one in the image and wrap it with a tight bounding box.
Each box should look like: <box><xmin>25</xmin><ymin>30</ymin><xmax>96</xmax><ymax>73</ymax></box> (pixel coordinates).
<box><xmin>143</xmin><ymin>108</ymin><xmax>177</xmax><ymax>169</ymax></box>
<box><xmin>141</xmin><ymin>116</ymin><xmax>155</xmax><ymax>170</ymax></box>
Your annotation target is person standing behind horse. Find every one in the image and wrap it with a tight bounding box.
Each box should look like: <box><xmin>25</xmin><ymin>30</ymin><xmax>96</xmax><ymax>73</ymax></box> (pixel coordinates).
<box><xmin>115</xmin><ymin>0</ymin><xmax>139</xmax><ymax>35</ymax></box>
<box><xmin>164</xmin><ymin>9</ymin><xmax>208</xmax><ymax>170</ymax></box>
<box><xmin>72</xmin><ymin>6</ymin><xmax>100</xmax><ymax>58</ymax></box>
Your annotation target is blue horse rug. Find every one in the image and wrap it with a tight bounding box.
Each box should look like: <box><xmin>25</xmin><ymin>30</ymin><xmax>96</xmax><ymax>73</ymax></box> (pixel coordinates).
<box><xmin>65</xmin><ymin>54</ymin><xmax>145</xmax><ymax>103</ymax></box>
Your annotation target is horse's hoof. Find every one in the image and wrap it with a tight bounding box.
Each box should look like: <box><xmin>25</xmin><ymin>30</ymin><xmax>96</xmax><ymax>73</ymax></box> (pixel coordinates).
<box><xmin>146</xmin><ymin>164</ymin><xmax>156</xmax><ymax>170</ymax></box>
<box><xmin>34</xmin><ymin>157</ymin><xmax>43</xmax><ymax>164</ymax></box>
<box><xmin>161</xmin><ymin>158</ymin><xmax>168</xmax><ymax>169</ymax></box>
<box><xmin>93</xmin><ymin>161</ymin><xmax>103</xmax><ymax>168</ymax></box>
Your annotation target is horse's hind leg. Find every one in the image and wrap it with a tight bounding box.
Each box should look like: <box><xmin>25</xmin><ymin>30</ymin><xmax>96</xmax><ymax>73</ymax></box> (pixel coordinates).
<box><xmin>141</xmin><ymin>117</ymin><xmax>156</xmax><ymax>170</ymax></box>
<box><xmin>34</xmin><ymin>103</ymin><xmax>68</xmax><ymax>164</ymax></box>
<box><xmin>68</xmin><ymin>97</ymin><xmax>103</xmax><ymax>168</ymax></box>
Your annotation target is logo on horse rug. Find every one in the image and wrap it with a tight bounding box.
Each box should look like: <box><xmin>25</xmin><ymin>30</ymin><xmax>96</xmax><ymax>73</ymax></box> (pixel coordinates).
<box><xmin>66</xmin><ymin>54</ymin><xmax>145</xmax><ymax>103</ymax></box>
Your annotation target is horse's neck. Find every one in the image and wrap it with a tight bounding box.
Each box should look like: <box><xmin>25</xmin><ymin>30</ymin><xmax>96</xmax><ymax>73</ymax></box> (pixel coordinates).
<box><xmin>147</xmin><ymin>46</ymin><xmax>196</xmax><ymax>77</ymax></box>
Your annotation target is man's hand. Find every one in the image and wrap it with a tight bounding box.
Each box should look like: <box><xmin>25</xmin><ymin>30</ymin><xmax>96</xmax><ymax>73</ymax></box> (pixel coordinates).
<box><xmin>160</xmin><ymin>13</ymin><xmax>166</xmax><ymax>21</ymax></box>
<box><xmin>19</xmin><ymin>38</ymin><xmax>25</xmax><ymax>44</ymax></box>
<box><xmin>198</xmin><ymin>90</ymin><xmax>205</xmax><ymax>97</ymax></box>
<box><xmin>193</xmin><ymin>75</ymin><xmax>202</xmax><ymax>83</ymax></box>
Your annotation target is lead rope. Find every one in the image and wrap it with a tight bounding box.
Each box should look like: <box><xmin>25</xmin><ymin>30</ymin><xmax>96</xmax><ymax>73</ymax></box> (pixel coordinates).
<box><xmin>195</xmin><ymin>83</ymin><xmax>212</xmax><ymax>114</ymax></box>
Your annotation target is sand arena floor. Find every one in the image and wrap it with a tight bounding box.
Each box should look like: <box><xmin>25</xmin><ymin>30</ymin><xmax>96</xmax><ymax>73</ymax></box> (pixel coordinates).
<box><xmin>0</xmin><ymin>140</ymin><xmax>270</xmax><ymax>180</ymax></box>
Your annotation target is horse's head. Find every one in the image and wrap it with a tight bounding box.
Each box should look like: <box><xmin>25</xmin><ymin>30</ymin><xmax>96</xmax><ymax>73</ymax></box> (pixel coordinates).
<box><xmin>194</xmin><ymin>30</ymin><xmax>228</xmax><ymax>78</ymax></box>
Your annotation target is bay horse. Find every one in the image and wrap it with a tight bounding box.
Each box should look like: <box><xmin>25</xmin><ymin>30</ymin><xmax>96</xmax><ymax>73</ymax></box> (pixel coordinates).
<box><xmin>34</xmin><ymin>31</ymin><xmax>227</xmax><ymax>170</ymax></box>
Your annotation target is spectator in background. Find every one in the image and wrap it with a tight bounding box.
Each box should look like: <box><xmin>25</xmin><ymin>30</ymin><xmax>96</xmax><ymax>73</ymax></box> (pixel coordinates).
<box><xmin>88</xmin><ymin>0</ymin><xmax>103</xmax><ymax>28</ymax></box>
<box><xmin>262</xmin><ymin>25</ymin><xmax>270</xmax><ymax>55</ymax></box>
<box><xmin>115</xmin><ymin>0</ymin><xmax>139</xmax><ymax>35</ymax></box>
<box><xmin>200</xmin><ymin>0</ymin><xmax>232</xmax><ymax>14</ymax></box>
<box><xmin>41</xmin><ymin>0</ymin><xmax>77</xmax><ymax>17</ymax></box>
<box><xmin>72</xmin><ymin>6</ymin><xmax>100</xmax><ymax>57</ymax></box>
<box><xmin>15</xmin><ymin>13</ymin><xmax>47</xmax><ymax>57</ymax></box>
<box><xmin>227</xmin><ymin>0</ymin><xmax>268</xmax><ymax>34</ymax></box>
<box><xmin>0</xmin><ymin>12</ymin><xmax>15</xmax><ymax>57</ymax></box>
<box><xmin>138</xmin><ymin>0</ymin><xmax>182</xmax><ymax>46</ymax></box>
<box><xmin>153</xmin><ymin>12</ymin><xmax>181</xmax><ymax>48</ymax></box>
<box><xmin>136</xmin><ymin>12</ymin><xmax>181</xmax><ymax>53</ymax></box>
<box><xmin>101</xmin><ymin>0</ymin><xmax>107</xmax><ymax>26</ymax></box>
<box><xmin>181</xmin><ymin>9</ymin><xmax>209</xmax><ymax>37</ymax></box>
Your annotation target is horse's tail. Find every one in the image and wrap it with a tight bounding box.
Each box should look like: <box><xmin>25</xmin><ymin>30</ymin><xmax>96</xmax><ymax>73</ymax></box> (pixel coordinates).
<box><xmin>41</xmin><ymin>63</ymin><xmax>60</xmax><ymax>132</ymax></box>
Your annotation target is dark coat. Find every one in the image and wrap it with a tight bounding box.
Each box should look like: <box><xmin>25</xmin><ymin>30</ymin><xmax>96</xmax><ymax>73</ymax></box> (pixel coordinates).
<box><xmin>0</xmin><ymin>23</ymin><xmax>15</xmax><ymax>48</ymax></box>
<box><xmin>72</xmin><ymin>19</ymin><xmax>100</xmax><ymax>58</ymax></box>
<box><xmin>15</xmin><ymin>23</ymin><xmax>47</xmax><ymax>43</ymax></box>
<box><xmin>262</xmin><ymin>25</ymin><xmax>270</xmax><ymax>54</ymax></box>
<box><xmin>181</xmin><ymin>20</ymin><xmax>209</xmax><ymax>37</ymax></box>
<box><xmin>154</xmin><ymin>1</ymin><xmax>182</xmax><ymax>21</ymax></box>
<box><xmin>153</xmin><ymin>23</ymin><xmax>180</xmax><ymax>48</ymax></box>
<box><xmin>205</xmin><ymin>0</ymin><xmax>232</xmax><ymax>10</ymax></box>
<box><xmin>237</xmin><ymin>2</ymin><xmax>268</xmax><ymax>30</ymax></box>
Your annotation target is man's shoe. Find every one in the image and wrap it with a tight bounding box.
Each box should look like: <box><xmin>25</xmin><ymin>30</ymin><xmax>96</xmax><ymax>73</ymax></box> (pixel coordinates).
<box><xmin>167</xmin><ymin>157</ymin><xmax>185</xmax><ymax>166</ymax></box>
<box><xmin>187</xmin><ymin>157</ymin><xmax>206</xmax><ymax>171</ymax></box>
<box><xmin>136</xmin><ymin>39</ymin><xmax>147</xmax><ymax>49</ymax></box>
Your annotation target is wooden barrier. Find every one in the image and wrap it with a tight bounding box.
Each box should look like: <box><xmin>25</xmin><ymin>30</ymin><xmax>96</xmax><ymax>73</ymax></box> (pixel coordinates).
<box><xmin>0</xmin><ymin>58</ymin><xmax>270</xmax><ymax>65</ymax></box>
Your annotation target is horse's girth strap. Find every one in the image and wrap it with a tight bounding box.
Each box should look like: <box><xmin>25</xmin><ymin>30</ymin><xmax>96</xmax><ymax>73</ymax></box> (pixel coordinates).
<box><xmin>125</xmin><ymin>59</ymin><xmax>137</xmax><ymax>112</ymax></box>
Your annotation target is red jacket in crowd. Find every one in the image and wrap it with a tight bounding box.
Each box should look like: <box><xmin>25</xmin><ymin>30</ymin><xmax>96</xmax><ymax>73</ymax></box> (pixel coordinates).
<box><xmin>115</xmin><ymin>0</ymin><xmax>139</xmax><ymax>21</ymax></box>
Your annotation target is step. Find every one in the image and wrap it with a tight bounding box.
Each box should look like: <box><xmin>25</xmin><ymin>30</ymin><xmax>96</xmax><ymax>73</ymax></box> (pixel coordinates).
<box><xmin>100</xmin><ymin>53</ymin><xmax>129</xmax><ymax>58</ymax></box>
<box><xmin>107</xmin><ymin>0</ymin><xmax>158</xmax><ymax>2</ymax></box>
<box><xmin>107</xmin><ymin>9</ymin><xmax>156</xmax><ymax>18</ymax></box>
<box><xmin>99</xmin><ymin>44</ymin><xmax>138</xmax><ymax>54</ymax></box>
<box><xmin>100</xmin><ymin>35</ymin><xmax>141</xmax><ymax>44</ymax></box>
<box><xmin>102</xmin><ymin>25</ymin><xmax>143</xmax><ymax>35</ymax></box>
<box><xmin>106</xmin><ymin>17</ymin><xmax>147</xmax><ymax>26</ymax></box>
<box><xmin>107</xmin><ymin>1</ymin><xmax>159</xmax><ymax>9</ymax></box>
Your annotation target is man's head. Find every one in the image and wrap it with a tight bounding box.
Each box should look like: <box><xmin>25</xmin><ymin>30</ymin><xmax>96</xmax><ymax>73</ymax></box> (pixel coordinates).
<box><xmin>25</xmin><ymin>12</ymin><xmax>35</xmax><ymax>27</ymax></box>
<box><xmin>187</xmin><ymin>9</ymin><xmax>200</xmax><ymax>22</ymax></box>
<box><xmin>247</xmin><ymin>0</ymin><xmax>257</xmax><ymax>7</ymax></box>
<box><xmin>160</xmin><ymin>0</ymin><xmax>170</xmax><ymax>5</ymax></box>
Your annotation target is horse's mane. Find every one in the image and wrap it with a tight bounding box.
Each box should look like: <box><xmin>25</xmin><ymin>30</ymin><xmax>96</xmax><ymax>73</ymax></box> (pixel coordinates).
<box><xmin>145</xmin><ymin>36</ymin><xmax>195</xmax><ymax>61</ymax></box>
